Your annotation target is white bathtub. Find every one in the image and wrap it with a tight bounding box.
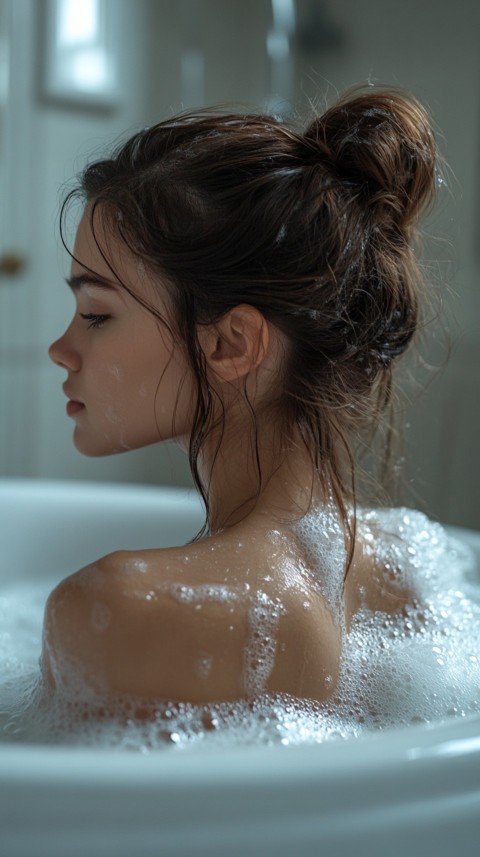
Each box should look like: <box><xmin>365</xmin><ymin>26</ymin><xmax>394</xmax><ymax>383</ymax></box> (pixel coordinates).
<box><xmin>1</xmin><ymin>479</ymin><xmax>479</xmax><ymax>857</ymax></box>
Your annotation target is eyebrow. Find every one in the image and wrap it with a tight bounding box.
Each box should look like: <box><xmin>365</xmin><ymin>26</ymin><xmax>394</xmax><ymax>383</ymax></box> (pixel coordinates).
<box><xmin>66</xmin><ymin>274</ymin><xmax>120</xmax><ymax>292</ymax></box>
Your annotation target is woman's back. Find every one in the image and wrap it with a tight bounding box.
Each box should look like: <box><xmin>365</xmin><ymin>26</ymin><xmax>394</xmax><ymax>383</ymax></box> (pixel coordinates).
<box><xmin>42</xmin><ymin>503</ymin><xmax>441</xmax><ymax>709</ymax></box>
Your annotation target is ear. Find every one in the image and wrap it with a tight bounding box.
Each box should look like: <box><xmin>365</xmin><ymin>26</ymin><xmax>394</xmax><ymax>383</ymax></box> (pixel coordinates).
<box><xmin>197</xmin><ymin>305</ymin><xmax>269</xmax><ymax>383</ymax></box>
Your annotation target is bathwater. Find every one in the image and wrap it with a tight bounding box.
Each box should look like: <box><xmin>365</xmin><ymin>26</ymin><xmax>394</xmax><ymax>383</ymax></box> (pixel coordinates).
<box><xmin>1</xmin><ymin>509</ymin><xmax>479</xmax><ymax>752</ymax></box>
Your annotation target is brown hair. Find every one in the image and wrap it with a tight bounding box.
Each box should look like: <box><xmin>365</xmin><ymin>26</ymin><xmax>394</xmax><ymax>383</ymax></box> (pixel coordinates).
<box><xmin>61</xmin><ymin>85</ymin><xmax>437</xmax><ymax>551</ymax></box>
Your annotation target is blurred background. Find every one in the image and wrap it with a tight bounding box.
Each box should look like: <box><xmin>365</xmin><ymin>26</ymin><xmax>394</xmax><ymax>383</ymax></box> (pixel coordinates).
<box><xmin>0</xmin><ymin>0</ymin><xmax>479</xmax><ymax>528</ymax></box>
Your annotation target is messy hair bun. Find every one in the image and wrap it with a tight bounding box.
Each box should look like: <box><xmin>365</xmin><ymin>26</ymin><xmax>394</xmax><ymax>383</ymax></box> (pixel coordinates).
<box><xmin>65</xmin><ymin>84</ymin><xmax>438</xmax><ymax>537</ymax></box>
<box><xmin>277</xmin><ymin>88</ymin><xmax>437</xmax><ymax>397</ymax></box>
<box><xmin>303</xmin><ymin>88</ymin><xmax>436</xmax><ymax>233</ymax></box>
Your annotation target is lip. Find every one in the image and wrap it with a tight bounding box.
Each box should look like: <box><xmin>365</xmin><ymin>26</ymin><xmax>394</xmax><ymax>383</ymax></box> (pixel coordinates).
<box><xmin>63</xmin><ymin>386</ymin><xmax>85</xmax><ymax>417</ymax></box>
<box><xmin>66</xmin><ymin>400</ymin><xmax>85</xmax><ymax>417</ymax></box>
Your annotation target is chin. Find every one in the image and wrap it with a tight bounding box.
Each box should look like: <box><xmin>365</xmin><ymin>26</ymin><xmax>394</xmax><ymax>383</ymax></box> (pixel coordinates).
<box><xmin>74</xmin><ymin>443</ymin><xmax>121</xmax><ymax>458</ymax></box>
<box><xmin>73</xmin><ymin>431</ymin><xmax>128</xmax><ymax>457</ymax></box>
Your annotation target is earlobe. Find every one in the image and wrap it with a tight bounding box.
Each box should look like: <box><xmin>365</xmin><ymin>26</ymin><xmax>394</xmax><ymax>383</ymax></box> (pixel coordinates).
<box><xmin>198</xmin><ymin>305</ymin><xmax>269</xmax><ymax>383</ymax></box>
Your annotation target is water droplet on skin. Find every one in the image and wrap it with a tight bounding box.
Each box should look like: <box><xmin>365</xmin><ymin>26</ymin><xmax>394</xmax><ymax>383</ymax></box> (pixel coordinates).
<box><xmin>194</xmin><ymin>656</ymin><xmax>213</xmax><ymax>680</ymax></box>
<box><xmin>90</xmin><ymin>602</ymin><xmax>111</xmax><ymax>633</ymax></box>
<box><xmin>108</xmin><ymin>365</ymin><xmax>123</xmax><ymax>381</ymax></box>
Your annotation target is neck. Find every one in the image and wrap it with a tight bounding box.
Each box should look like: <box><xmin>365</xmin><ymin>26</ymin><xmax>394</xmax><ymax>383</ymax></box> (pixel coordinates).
<box><xmin>195</xmin><ymin>419</ymin><xmax>324</xmax><ymax>534</ymax></box>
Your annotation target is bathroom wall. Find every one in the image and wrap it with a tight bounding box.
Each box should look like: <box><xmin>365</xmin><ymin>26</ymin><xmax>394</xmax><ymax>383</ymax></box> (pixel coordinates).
<box><xmin>1</xmin><ymin>0</ymin><xmax>479</xmax><ymax>528</ymax></box>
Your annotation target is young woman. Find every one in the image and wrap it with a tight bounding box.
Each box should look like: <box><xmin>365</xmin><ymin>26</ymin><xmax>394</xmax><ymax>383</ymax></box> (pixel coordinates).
<box><xmin>43</xmin><ymin>86</ymin><xmax>441</xmax><ymax>711</ymax></box>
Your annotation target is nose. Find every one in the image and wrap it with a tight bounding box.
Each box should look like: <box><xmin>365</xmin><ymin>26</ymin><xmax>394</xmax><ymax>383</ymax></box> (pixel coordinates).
<box><xmin>48</xmin><ymin>326</ymin><xmax>81</xmax><ymax>372</ymax></box>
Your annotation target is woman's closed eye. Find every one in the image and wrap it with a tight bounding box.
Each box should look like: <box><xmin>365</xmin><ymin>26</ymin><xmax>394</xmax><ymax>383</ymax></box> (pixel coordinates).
<box><xmin>79</xmin><ymin>313</ymin><xmax>112</xmax><ymax>330</ymax></box>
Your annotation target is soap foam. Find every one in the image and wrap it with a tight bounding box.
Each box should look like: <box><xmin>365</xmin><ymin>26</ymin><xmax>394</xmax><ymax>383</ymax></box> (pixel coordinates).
<box><xmin>333</xmin><ymin>509</ymin><xmax>480</xmax><ymax>729</ymax></box>
<box><xmin>243</xmin><ymin>590</ymin><xmax>287</xmax><ymax>696</ymax></box>
<box><xmin>291</xmin><ymin>496</ymin><xmax>347</xmax><ymax>623</ymax></box>
<box><xmin>1</xmin><ymin>509</ymin><xmax>479</xmax><ymax>751</ymax></box>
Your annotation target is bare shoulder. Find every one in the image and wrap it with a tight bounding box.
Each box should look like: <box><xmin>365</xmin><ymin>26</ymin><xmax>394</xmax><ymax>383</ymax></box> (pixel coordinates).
<box><xmin>42</xmin><ymin>524</ymin><xmax>341</xmax><ymax>705</ymax></box>
<box><xmin>42</xmin><ymin>546</ymin><xmax>250</xmax><ymax>703</ymax></box>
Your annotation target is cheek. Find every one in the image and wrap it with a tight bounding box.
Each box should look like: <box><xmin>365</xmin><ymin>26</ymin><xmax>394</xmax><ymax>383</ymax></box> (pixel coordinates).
<box><xmin>92</xmin><ymin>340</ymin><xmax>194</xmax><ymax>443</ymax></box>
<box><xmin>153</xmin><ymin>357</ymin><xmax>196</xmax><ymax>430</ymax></box>
<box><xmin>99</xmin><ymin>356</ymin><xmax>147</xmax><ymax>401</ymax></box>
<box><xmin>106</xmin><ymin>364</ymin><xmax>125</xmax><ymax>382</ymax></box>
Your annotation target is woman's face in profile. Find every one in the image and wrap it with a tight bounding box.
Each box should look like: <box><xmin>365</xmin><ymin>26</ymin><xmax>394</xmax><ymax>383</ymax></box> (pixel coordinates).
<box><xmin>49</xmin><ymin>209</ymin><xmax>194</xmax><ymax>457</ymax></box>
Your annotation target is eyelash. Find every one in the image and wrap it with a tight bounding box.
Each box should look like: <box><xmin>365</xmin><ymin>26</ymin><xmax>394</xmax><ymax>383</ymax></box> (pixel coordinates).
<box><xmin>79</xmin><ymin>313</ymin><xmax>111</xmax><ymax>330</ymax></box>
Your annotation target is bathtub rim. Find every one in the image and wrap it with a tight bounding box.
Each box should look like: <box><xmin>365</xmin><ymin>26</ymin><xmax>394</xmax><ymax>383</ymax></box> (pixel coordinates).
<box><xmin>1</xmin><ymin>709</ymin><xmax>480</xmax><ymax>789</ymax></box>
<box><xmin>0</xmin><ymin>476</ymin><xmax>203</xmax><ymax>506</ymax></box>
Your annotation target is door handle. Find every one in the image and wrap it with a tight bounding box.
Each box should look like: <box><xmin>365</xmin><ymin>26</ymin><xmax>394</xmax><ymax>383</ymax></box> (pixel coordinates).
<box><xmin>0</xmin><ymin>252</ymin><xmax>27</xmax><ymax>277</ymax></box>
